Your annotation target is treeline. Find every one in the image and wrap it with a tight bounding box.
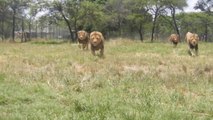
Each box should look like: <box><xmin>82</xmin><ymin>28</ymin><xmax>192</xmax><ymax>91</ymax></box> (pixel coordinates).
<box><xmin>0</xmin><ymin>0</ymin><xmax>212</xmax><ymax>42</ymax></box>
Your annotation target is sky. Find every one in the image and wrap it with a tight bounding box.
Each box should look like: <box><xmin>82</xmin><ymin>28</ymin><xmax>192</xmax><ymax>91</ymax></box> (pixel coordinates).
<box><xmin>184</xmin><ymin>0</ymin><xmax>200</xmax><ymax>12</ymax></box>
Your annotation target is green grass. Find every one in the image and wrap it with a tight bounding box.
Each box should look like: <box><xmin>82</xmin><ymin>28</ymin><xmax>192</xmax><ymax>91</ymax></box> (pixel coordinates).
<box><xmin>0</xmin><ymin>40</ymin><xmax>212</xmax><ymax>119</ymax></box>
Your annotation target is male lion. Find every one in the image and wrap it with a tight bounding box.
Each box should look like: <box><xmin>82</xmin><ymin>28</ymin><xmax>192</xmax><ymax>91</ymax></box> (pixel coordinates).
<box><xmin>169</xmin><ymin>34</ymin><xmax>179</xmax><ymax>47</ymax></box>
<box><xmin>185</xmin><ymin>32</ymin><xmax>199</xmax><ymax>56</ymax></box>
<box><xmin>77</xmin><ymin>30</ymin><xmax>89</xmax><ymax>50</ymax></box>
<box><xmin>89</xmin><ymin>31</ymin><xmax>104</xmax><ymax>57</ymax></box>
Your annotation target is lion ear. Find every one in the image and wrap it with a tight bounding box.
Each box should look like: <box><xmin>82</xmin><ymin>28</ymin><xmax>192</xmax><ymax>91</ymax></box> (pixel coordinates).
<box><xmin>97</xmin><ymin>32</ymin><xmax>104</xmax><ymax>41</ymax></box>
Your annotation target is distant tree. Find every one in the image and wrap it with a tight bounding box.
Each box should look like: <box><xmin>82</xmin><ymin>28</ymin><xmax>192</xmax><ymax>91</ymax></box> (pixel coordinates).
<box><xmin>79</xmin><ymin>1</ymin><xmax>107</xmax><ymax>33</ymax></box>
<box><xmin>164</xmin><ymin>0</ymin><xmax>187</xmax><ymax>40</ymax></box>
<box><xmin>0</xmin><ymin>0</ymin><xmax>10</xmax><ymax>40</ymax></box>
<box><xmin>8</xmin><ymin>0</ymin><xmax>29</xmax><ymax>42</ymax></box>
<box><xmin>88</xmin><ymin>0</ymin><xmax>107</xmax><ymax>4</ymax></box>
<box><xmin>105</xmin><ymin>0</ymin><xmax>128</xmax><ymax>36</ymax></box>
<box><xmin>194</xmin><ymin>0</ymin><xmax>213</xmax><ymax>41</ymax></box>
<box><xmin>26</xmin><ymin>0</ymin><xmax>42</xmax><ymax>40</ymax></box>
<box><xmin>194</xmin><ymin>0</ymin><xmax>213</xmax><ymax>15</ymax></box>
<box><xmin>194</xmin><ymin>12</ymin><xmax>213</xmax><ymax>42</ymax></box>
<box><xmin>146</xmin><ymin>0</ymin><xmax>166</xmax><ymax>42</ymax></box>
<box><xmin>125</xmin><ymin>0</ymin><xmax>152</xmax><ymax>41</ymax></box>
<box><xmin>54</xmin><ymin>1</ymin><xmax>73</xmax><ymax>41</ymax></box>
<box><xmin>178</xmin><ymin>12</ymin><xmax>213</xmax><ymax>42</ymax></box>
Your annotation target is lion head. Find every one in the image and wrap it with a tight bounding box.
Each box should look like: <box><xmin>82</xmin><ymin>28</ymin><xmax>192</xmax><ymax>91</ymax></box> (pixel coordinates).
<box><xmin>193</xmin><ymin>34</ymin><xmax>199</xmax><ymax>45</ymax></box>
<box><xmin>90</xmin><ymin>31</ymin><xmax>104</xmax><ymax>46</ymax></box>
<box><xmin>169</xmin><ymin>34</ymin><xmax>179</xmax><ymax>43</ymax></box>
<box><xmin>189</xmin><ymin>34</ymin><xmax>199</xmax><ymax>46</ymax></box>
<box><xmin>77</xmin><ymin>30</ymin><xmax>88</xmax><ymax>41</ymax></box>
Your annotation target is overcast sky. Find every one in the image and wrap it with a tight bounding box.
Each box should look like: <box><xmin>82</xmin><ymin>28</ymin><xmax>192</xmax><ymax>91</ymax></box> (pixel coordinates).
<box><xmin>184</xmin><ymin>0</ymin><xmax>200</xmax><ymax>12</ymax></box>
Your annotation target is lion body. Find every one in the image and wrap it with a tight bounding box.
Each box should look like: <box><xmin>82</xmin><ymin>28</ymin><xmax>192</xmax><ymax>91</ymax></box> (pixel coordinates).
<box><xmin>77</xmin><ymin>30</ymin><xmax>89</xmax><ymax>50</ymax></box>
<box><xmin>185</xmin><ymin>32</ymin><xmax>199</xmax><ymax>56</ymax></box>
<box><xmin>89</xmin><ymin>31</ymin><xmax>104</xmax><ymax>57</ymax></box>
<box><xmin>169</xmin><ymin>34</ymin><xmax>179</xmax><ymax>47</ymax></box>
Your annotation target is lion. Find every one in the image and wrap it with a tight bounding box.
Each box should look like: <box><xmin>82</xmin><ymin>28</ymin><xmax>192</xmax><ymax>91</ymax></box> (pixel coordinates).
<box><xmin>77</xmin><ymin>30</ymin><xmax>89</xmax><ymax>50</ymax></box>
<box><xmin>185</xmin><ymin>32</ymin><xmax>199</xmax><ymax>56</ymax></box>
<box><xmin>169</xmin><ymin>34</ymin><xmax>179</xmax><ymax>47</ymax></box>
<box><xmin>89</xmin><ymin>31</ymin><xmax>104</xmax><ymax>57</ymax></box>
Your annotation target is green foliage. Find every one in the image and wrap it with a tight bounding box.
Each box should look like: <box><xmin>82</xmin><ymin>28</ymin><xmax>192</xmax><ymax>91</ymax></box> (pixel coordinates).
<box><xmin>177</xmin><ymin>12</ymin><xmax>213</xmax><ymax>41</ymax></box>
<box><xmin>194</xmin><ymin>0</ymin><xmax>213</xmax><ymax>14</ymax></box>
<box><xmin>78</xmin><ymin>1</ymin><xmax>107</xmax><ymax>31</ymax></box>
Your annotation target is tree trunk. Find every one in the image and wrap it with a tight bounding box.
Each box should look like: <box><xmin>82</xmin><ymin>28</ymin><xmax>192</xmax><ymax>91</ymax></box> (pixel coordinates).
<box><xmin>204</xmin><ymin>22</ymin><xmax>208</xmax><ymax>42</ymax></box>
<box><xmin>21</xmin><ymin>17</ymin><xmax>24</xmax><ymax>42</ymax></box>
<box><xmin>60</xmin><ymin>11</ymin><xmax>74</xmax><ymax>42</ymax></box>
<box><xmin>40</xmin><ymin>27</ymin><xmax>42</xmax><ymax>38</ymax></box>
<box><xmin>1</xmin><ymin>19</ymin><xmax>5</xmax><ymax>41</ymax></box>
<box><xmin>35</xmin><ymin>21</ymin><xmax>38</xmax><ymax>38</ymax></box>
<box><xmin>151</xmin><ymin>14</ymin><xmax>157</xmax><ymax>42</ymax></box>
<box><xmin>138</xmin><ymin>23</ymin><xmax>143</xmax><ymax>42</ymax></box>
<box><xmin>74</xmin><ymin>16</ymin><xmax>78</xmax><ymax>42</ymax></box>
<box><xmin>28</xmin><ymin>18</ymin><xmax>32</xmax><ymax>41</ymax></box>
<box><xmin>12</xmin><ymin>9</ymin><xmax>16</xmax><ymax>42</ymax></box>
<box><xmin>171</xmin><ymin>7</ymin><xmax>180</xmax><ymax>41</ymax></box>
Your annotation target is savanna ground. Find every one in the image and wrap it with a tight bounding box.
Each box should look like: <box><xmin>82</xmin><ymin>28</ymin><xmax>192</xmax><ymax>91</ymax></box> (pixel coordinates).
<box><xmin>0</xmin><ymin>39</ymin><xmax>212</xmax><ymax>120</ymax></box>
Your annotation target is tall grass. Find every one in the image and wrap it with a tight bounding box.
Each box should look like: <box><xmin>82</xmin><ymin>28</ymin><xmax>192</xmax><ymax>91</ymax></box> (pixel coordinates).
<box><xmin>0</xmin><ymin>40</ymin><xmax>212</xmax><ymax>119</ymax></box>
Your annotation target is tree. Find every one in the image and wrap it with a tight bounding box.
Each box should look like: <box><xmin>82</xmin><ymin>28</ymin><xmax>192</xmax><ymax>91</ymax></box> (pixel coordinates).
<box><xmin>178</xmin><ymin>12</ymin><xmax>213</xmax><ymax>42</ymax></box>
<box><xmin>196</xmin><ymin>13</ymin><xmax>213</xmax><ymax>42</ymax></box>
<box><xmin>8</xmin><ymin>0</ymin><xmax>29</xmax><ymax>42</ymax></box>
<box><xmin>125</xmin><ymin>0</ymin><xmax>152</xmax><ymax>41</ymax></box>
<box><xmin>51</xmin><ymin>0</ymin><xmax>75</xmax><ymax>42</ymax></box>
<box><xmin>0</xmin><ymin>0</ymin><xmax>10</xmax><ymax>40</ymax></box>
<box><xmin>79</xmin><ymin>1</ymin><xmax>107</xmax><ymax>32</ymax></box>
<box><xmin>194</xmin><ymin>0</ymin><xmax>213</xmax><ymax>15</ymax></box>
<box><xmin>146</xmin><ymin>0</ymin><xmax>166</xmax><ymax>42</ymax></box>
<box><xmin>105</xmin><ymin>0</ymin><xmax>128</xmax><ymax>36</ymax></box>
<box><xmin>164</xmin><ymin>0</ymin><xmax>187</xmax><ymax>39</ymax></box>
<box><xmin>194</xmin><ymin>0</ymin><xmax>213</xmax><ymax>41</ymax></box>
<box><xmin>26</xmin><ymin>0</ymin><xmax>42</xmax><ymax>41</ymax></box>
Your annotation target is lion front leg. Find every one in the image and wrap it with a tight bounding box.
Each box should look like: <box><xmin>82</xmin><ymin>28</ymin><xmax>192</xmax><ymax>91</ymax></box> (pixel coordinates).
<box><xmin>188</xmin><ymin>45</ymin><xmax>194</xmax><ymax>56</ymax></box>
<box><xmin>91</xmin><ymin>49</ymin><xmax>96</xmax><ymax>56</ymax></box>
<box><xmin>82</xmin><ymin>43</ymin><xmax>86</xmax><ymax>50</ymax></box>
<box><xmin>195</xmin><ymin>44</ymin><xmax>198</xmax><ymax>56</ymax></box>
<box><xmin>78</xmin><ymin>42</ymin><xmax>82</xmax><ymax>49</ymax></box>
<box><xmin>100</xmin><ymin>48</ymin><xmax>104</xmax><ymax>57</ymax></box>
<box><xmin>84</xmin><ymin>43</ymin><xmax>89</xmax><ymax>50</ymax></box>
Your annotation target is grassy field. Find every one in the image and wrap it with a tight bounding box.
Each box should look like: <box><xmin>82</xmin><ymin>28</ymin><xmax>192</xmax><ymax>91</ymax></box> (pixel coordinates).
<box><xmin>0</xmin><ymin>39</ymin><xmax>212</xmax><ymax>120</ymax></box>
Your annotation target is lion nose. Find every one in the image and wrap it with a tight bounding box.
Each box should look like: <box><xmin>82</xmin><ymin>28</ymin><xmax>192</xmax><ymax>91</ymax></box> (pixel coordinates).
<box><xmin>93</xmin><ymin>39</ymin><xmax>97</xmax><ymax>43</ymax></box>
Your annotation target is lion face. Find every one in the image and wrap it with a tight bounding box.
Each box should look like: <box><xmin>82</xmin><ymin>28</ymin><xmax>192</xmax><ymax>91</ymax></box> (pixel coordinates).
<box><xmin>173</xmin><ymin>37</ymin><xmax>178</xmax><ymax>42</ymax></box>
<box><xmin>90</xmin><ymin>32</ymin><xmax>103</xmax><ymax>46</ymax></box>
<box><xmin>186</xmin><ymin>32</ymin><xmax>199</xmax><ymax>47</ymax></box>
<box><xmin>77</xmin><ymin>31</ymin><xmax>87</xmax><ymax>41</ymax></box>
<box><xmin>190</xmin><ymin>34</ymin><xmax>199</xmax><ymax>46</ymax></box>
<box><xmin>171</xmin><ymin>34</ymin><xmax>179</xmax><ymax>43</ymax></box>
